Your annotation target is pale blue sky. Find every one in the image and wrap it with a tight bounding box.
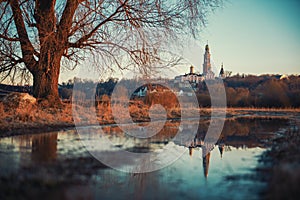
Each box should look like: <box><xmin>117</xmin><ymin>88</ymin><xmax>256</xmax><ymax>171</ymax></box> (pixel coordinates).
<box><xmin>60</xmin><ymin>0</ymin><xmax>300</xmax><ymax>82</ymax></box>
<box><xmin>198</xmin><ymin>0</ymin><xmax>300</xmax><ymax>75</ymax></box>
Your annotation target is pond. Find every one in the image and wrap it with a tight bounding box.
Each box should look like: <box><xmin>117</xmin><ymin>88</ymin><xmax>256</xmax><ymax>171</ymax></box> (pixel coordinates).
<box><xmin>0</xmin><ymin>115</ymin><xmax>293</xmax><ymax>200</ymax></box>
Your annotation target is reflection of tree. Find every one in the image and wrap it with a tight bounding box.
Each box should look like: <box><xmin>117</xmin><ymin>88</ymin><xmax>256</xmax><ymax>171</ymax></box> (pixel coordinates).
<box><xmin>130</xmin><ymin>172</ymin><xmax>159</xmax><ymax>200</ymax></box>
<box><xmin>219</xmin><ymin>118</ymin><xmax>289</xmax><ymax>148</ymax></box>
<box><xmin>31</xmin><ymin>133</ymin><xmax>58</xmax><ymax>163</ymax></box>
<box><xmin>188</xmin><ymin>118</ymin><xmax>290</xmax><ymax>149</ymax></box>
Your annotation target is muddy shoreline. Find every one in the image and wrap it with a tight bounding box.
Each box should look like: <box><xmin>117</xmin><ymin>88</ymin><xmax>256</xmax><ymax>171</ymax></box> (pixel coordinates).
<box><xmin>257</xmin><ymin>118</ymin><xmax>300</xmax><ymax>199</ymax></box>
<box><xmin>0</xmin><ymin>123</ymin><xmax>75</xmax><ymax>138</ymax></box>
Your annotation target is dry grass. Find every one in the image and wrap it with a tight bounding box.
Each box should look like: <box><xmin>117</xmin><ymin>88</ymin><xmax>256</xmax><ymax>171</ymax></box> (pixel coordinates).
<box><xmin>0</xmin><ymin>101</ymin><xmax>74</xmax><ymax>134</ymax></box>
<box><xmin>1</xmin><ymin>97</ymin><xmax>299</xmax><ymax>136</ymax></box>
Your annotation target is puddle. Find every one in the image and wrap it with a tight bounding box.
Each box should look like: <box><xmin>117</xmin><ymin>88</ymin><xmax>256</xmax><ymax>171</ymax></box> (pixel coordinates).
<box><xmin>0</xmin><ymin>117</ymin><xmax>292</xmax><ymax>199</ymax></box>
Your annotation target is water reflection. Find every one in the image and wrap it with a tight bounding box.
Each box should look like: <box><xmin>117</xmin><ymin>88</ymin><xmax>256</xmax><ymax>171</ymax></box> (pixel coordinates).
<box><xmin>31</xmin><ymin>133</ymin><xmax>57</xmax><ymax>163</ymax></box>
<box><xmin>188</xmin><ymin>142</ymin><xmax>220</xmax><ymax>178</ymax></box>
<box><xmin>0</xmin><ymin>116</ymin><xmax>292</xmax><ymax>199</ymax></box>
<box><xmin>186</xmin><ymin>117</ymin><xmax>289</xmax><ymax>178</ymax></box>
<box><xmin>202</xmin><ymin>144</ymin><xmax>212</xmax><ymax>178</ymax></box>
<box><xmin>0</xmin><ymin>117</ymin><xmax>289</xmax><ymax>172</ymax></box>
<box><xmin>218</xmin><ymin>143</ymin><xmax>225</xmax><ymax>158</ymax></box>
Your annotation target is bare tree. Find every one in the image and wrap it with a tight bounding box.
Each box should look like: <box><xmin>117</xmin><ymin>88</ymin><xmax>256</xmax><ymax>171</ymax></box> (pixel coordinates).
<box><xmin>0</xmin><ymin>0</ymin><xmax>222</xmax><ymax>103</ymax></box>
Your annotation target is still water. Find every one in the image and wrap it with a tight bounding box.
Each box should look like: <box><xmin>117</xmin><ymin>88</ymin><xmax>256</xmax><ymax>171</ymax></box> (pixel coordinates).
<box><xmin>0</xmin><ymin>117</ymin><xmax>291</xmax><ymax>200</ymax></box>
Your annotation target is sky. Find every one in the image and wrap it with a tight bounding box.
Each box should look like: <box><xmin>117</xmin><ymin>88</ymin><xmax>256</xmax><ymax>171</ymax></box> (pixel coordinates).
<box><xmin>59</xmin><ymin>0</ymin><xmax>300</xmax><ymax>82</ymax></box>
<box><xmin>198</xmin><ymin>0</ymin><xmax>300</xmax><ymax>75</ymax></box>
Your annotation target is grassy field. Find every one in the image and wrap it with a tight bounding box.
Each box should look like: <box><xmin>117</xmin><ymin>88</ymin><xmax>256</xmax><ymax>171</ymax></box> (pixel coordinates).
<box><xmin>1</xmin><ymin>97</ymin><xmax>299</xmax><ymax>137</ymax></box>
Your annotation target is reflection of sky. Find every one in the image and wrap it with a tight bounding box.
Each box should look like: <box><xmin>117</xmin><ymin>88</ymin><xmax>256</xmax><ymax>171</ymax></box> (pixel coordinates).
<box><xmin>0</xmin><ymin>131</ymin><xmax>266</xmax><ymax>199</ymax></box>
<box><xmin>93</xmin><ymin>146</ymin><xmax>266</xmax><ymax>199</ymax></box>
<box><xmin>157</xmin><ymin>147</ymin><xmax>265</xmax><ymax>199</ymax></box>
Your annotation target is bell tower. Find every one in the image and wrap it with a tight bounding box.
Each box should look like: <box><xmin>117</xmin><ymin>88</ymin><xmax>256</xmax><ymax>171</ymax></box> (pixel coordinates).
<box><xmin>203</xmin><ymin>43</ymin><xmax>211</xmax><ymax>75</ymax></box>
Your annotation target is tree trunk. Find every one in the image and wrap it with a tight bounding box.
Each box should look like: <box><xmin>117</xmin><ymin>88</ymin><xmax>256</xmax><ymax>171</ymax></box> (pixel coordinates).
<box><xmin>32</xmin><ymin>49</ymin><xmax>62</xmax><ymax>104</ymax></box>
<box><xmin>30</xmin><ymin>1</ymin><xmax>64</xmax><ymax>105</ymax></box>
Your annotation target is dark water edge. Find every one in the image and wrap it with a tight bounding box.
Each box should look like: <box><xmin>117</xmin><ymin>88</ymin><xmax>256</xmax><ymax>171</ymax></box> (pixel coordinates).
<box><xmin>0</xmin><ymin>113</ymin><xmax>299</xmax><ymax>200</ymax></box>
<box><xmin>256</xmin><ymin>117</ymin><xmax>300</xmax><ymax>200</ymax></box>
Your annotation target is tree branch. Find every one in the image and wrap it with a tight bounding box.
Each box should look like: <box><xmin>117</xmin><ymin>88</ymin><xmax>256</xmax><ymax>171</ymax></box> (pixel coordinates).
<box><xmin>0</xmin><ymin>33</ymin><xmax>19</xmax><ymax>41</ymax></box>
<box><xmin>68</xmin><ymin>0</ymin><xmax>128</xmax><ymax>49</ymax></box>
<box><xmin>57</xmin><ymin>0</ymin><xmax>82</xmax><ymax>44</ymax></box>
<box><xmin>9</xmin><ymin>0</ymin><xmax>37</xmax><ymax>72</ymax></box>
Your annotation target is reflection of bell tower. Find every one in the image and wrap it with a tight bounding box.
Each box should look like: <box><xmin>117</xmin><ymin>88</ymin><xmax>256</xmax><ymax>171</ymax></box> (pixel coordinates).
<box><xmin>203</xmin><ymin>43</ymin><xmax>211</xmax><ymax>75</ymax></box>
<box><xmin>202</xmin><ymin>143</ymin><xmax>214</xmax><ymax>178</ymax></box>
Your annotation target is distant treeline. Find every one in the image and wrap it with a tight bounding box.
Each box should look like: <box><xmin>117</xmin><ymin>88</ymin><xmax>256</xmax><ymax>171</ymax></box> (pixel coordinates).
<box><xmin>0</xmin><ymin>84</ymin><xmax>32</xmax><ymax>98</ymax></box>
<box><xmin>59</xmin><ymin>74</ymin><xmax>300</xmax><ymax>108</ymax></box>
<box><xmin>198</xmin><ymin>74</ymin><xmax>300</xmax><ymax>108</ymax></box>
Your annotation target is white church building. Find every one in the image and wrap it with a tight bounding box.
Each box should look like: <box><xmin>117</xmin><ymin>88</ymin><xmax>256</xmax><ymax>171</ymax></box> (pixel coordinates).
<box><xmin>174</xmin><ymin>43</ymin><xmax>225</xmax><ymax>89</ymax></box>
